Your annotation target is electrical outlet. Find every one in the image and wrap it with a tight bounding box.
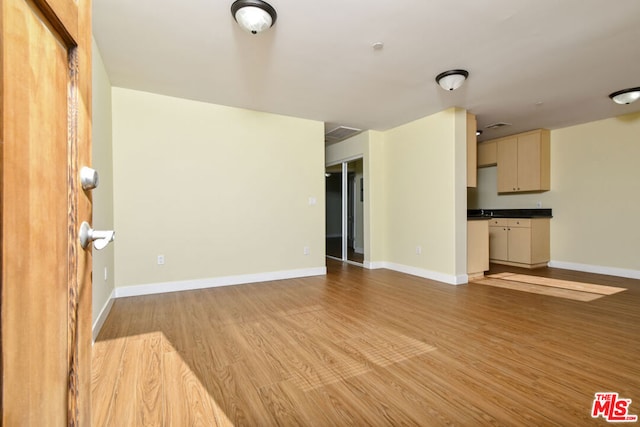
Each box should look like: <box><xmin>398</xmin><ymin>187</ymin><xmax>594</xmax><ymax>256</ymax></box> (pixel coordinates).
<box><xmin>416</xmin><ymin>246</ymin><xmax>422</xmax><ymax>255</ymax></box>
<box><xmin>303</xmin><ymin>246</ymin><xmax>310</xmax><ymax>255</ymax></box>
<box><xmin>104</xmin><ymin>267</ymin><xmax>108</xmax><ymax>281</ymax></box>
<box><xmin>157</xmin><ymin>255</ymin><xmax>165</xmax><ymax>265</ymax></box>
<box><xmin>536</xmin><ymin>201</ymin><xmax>542</xmax><ymax>208</ymax></box>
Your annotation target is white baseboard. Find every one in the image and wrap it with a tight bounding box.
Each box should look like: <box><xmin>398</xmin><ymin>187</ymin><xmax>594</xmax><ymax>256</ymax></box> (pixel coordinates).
<box><xmin>92</xmin><ymin>288</ymin><xmax>115</xmax><ymax>344</ymax></box>
<box><xmin>364</xmin><ymin>261</ymin><xmax>385</xmax><ymax>270</ymax></box>
<box><xmin>114</xmin><ymin>266</ymin><xmax>327</xmax><ymax>298</ymax></box>
<box><xmin>364</xmin><ymin>261</ymin><xmax>466</xmax><ymax>285</ymax></box>
<box><xmin>548</xmin><ymin>260</ymin><xmax>640</xmax><ymax>280</ymax></box>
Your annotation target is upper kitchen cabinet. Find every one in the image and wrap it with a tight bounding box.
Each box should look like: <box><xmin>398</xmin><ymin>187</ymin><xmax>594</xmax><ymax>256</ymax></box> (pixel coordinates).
<box><xmin>496</xmin><ymin>129</ymin><xmax>550</xmax><ymax>193</ymax></box>
<box><xmin>467</xmin><ymin>113</ymin><xmax>477</xmax><ymax>188</ymax></box>
<box><xmin>477</xmin><ymin>140</ymin><xmax>497</xmax><ymax>167</ymax></box>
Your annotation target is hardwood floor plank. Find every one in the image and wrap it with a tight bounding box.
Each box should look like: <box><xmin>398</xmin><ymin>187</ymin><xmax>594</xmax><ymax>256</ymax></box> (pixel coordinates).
<box><xmin>136</xmin><ymin>333</ymin><xmax>164</xmax><ymax>426</ymax></box>
<box><xmin>163</xmin><ymin>348</ymin><xmax>232</xmax><ymax>427</ymax></box>
<box><xmin>90</xmin><ymin>336</ymin><xmax>126</xmax><ymax>426</ymax></box>
<box><xmin>92</xmin><ymin>260</ymin><xmax>640</xmax><ymax>425</ymax></box>
<box><xmin>256</xmin><ymin>382</ymin><xmax>313</xmax><ymax>426</ymax></box>
<box><xmin>257</xmin><ymin>380</ymin><xmax>334</xmax><ymax>426</ymax></box>
<box><xmin>101</xmin><ymin>337</ymin><xmax>143</xmax><ymax>426</ymax></box>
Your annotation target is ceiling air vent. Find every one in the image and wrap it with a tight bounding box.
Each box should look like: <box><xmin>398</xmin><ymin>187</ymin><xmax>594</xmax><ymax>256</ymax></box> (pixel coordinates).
<box><xmin>325</xmin><ymin>126</ymin><xmax>362</xmax><ymax>144</ymax></box>
<box><xmin>485</xmin><ymin>122</ymin><xmax>512</xmax><ymax>130</ymax></box>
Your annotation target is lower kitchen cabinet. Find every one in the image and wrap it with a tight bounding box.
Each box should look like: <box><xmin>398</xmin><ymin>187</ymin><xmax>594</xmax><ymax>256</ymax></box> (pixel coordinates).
<box><xmin>467</xmin><ymin>220</ymin><xmax>489</xmax><ymax>279</ymax></box>
<box><xmin>488</xmin><ymin>218</ymin><xmax>550</xmax><ymax>268</ymax></box>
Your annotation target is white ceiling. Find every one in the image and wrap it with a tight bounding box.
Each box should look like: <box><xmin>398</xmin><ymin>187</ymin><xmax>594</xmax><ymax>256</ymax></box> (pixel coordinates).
<box><xmin>93</xmin><ymin>0</ymin><xmax>640</xmax><ymax>142</ymax></box>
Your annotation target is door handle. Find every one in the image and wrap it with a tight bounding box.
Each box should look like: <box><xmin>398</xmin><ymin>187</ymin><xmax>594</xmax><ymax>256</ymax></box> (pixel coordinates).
<box><xmin>79</xmin><ymin>221</ymin><xmax>115</xmax><ymax>250</ymax></box>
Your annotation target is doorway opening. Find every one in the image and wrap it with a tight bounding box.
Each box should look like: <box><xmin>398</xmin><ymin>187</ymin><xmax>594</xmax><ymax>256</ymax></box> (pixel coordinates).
<box><xmin>325</xmin><ymin>158</ymin><xmax>364</xmax><ymax>265</ymax></box>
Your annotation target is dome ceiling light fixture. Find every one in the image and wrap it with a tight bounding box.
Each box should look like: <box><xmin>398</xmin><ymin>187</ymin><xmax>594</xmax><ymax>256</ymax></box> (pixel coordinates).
<box><xmin>608</xmin><ymin>87</ymin><xmax>640</xmax><ymax>105</ymax></box>
<box><xmin>435</xmin><ymin>69</ymin><xmax>469</xmax><ymax>91</ymax></box>
<box><xmin>231</xmin><ymin>0</ymin><xmax>277</xmax><ymax>35</ymax></box>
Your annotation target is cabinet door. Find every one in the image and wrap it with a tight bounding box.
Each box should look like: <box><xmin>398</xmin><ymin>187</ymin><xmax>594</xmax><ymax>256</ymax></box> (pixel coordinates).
<box><xmin>468</xmin><ymin>220</ymin><xmax>489</xmax><ymax>273</ymax></box>
<box><xmin>516</xmin><ymin>133</ymin><xmax>541</xmax><ymax>191</ymax></box>
<box><xmin>496</xmin><ymin>137</ymin><xmax>518</xmax><ymax>192</ymax></box>
<box><xmin>508</xmin><ymin>226</ymin><xmax>531</xmax><ymax>264</ymax></box>
<box><xmin>489</xmin><ymin>226</ymin><xmax>508</xmax><ymax>261</ymax></box>
<box><xmin>477</xmin><ymin>141</ymin><xmax>496</xmax><ymax>167</ymax></box>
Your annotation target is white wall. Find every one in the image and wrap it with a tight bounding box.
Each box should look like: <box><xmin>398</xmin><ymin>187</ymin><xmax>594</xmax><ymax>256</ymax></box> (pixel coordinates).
<box><xmin>91</xmin><ymin>38</ymin><xmax>115</xmax><ymax>331</ymax></box>
<box><xmin>471</xmin><ymin>112</ymin><xmax>640</xmax><ymax>278</ymax></box>
<box><xmin>111</xmin><ymin>88</ymin><xmax>326</xmax><ymax>290</ymax></box>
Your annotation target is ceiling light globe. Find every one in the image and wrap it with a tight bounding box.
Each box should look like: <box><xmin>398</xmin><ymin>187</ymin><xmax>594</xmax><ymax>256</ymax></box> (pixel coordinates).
<box><xmin>439</xmin><ymin>74</ymin><xmax>465</xmax><ymax>91</ymax></box>
<box><xmin>235</xmin><ymin>7</ymin><xmax>272</xmax><ymax>34</ymax></box>
<box><xmin>231</xmin><ymin>0</ymin><xmax>277</xmax><ymax>35</ymax></box>
<box><xmin>609</xmin><ymin>88</ymin><xmax>640</xmax><ymax>105</ymax></box>
<box><xmin>435</xmin><ymin>69</ymin><xmax>469</xmax><ymax>91</ymax></box>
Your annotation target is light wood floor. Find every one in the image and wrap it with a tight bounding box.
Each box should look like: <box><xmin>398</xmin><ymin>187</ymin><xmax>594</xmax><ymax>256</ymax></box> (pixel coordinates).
<box><xmin>92</xmin><ymin>261</ymin><xmax>640</xmax><ymax>426</ymax></box>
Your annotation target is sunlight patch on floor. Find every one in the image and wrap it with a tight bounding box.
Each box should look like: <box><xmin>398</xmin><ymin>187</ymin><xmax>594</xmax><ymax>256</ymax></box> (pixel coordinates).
<box><xmin>472</xmin><ymin>273</ymin><xmax>626</xmax><ymax>302</ymax></box>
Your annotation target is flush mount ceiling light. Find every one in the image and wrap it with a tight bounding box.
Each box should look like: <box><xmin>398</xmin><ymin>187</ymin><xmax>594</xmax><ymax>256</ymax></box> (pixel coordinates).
<box><xmin>608</xmin><ymin>87</ymin><xmax>640</xmax><ymax>105</ymax></box>
<box><xmin>435</xmin><ymin>69</ymin><xmax>469</xmax><ymax>91</ymax></box>
<box><xmin>231</xmin><ymin>0</ymin><xmax>277</xmax><ymax>35</ymax></box>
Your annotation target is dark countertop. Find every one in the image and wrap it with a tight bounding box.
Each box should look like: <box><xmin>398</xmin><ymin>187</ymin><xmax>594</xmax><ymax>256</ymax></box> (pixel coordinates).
<box><xmin>467</xmin><ymin>208</ymin><xmax>552</xmax><ymax>219</ymax></box>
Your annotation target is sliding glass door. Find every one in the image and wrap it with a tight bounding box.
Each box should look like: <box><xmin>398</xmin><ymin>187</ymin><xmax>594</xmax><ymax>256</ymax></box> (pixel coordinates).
<box><xmin>325</xmin><ymin>158</ymin><xmax>364</xmax><ymax>264</ymax></box>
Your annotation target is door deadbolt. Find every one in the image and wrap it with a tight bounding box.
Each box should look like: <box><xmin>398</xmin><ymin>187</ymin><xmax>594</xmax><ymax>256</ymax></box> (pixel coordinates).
<box><xmin>80</xmin><ymin>167</ymin><xmax>99</xmax><ymax>190</ymax></box>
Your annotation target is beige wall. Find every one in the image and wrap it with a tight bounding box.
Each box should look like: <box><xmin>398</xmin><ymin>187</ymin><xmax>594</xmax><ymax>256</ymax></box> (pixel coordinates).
<box><xmin>111</xmin><ymin>88</ymin><xmax>326</xmax><ymax>288</ymax></box>
<box><xmin>383</xmin><ymin>108</ymin><xmax>467</xmax><ymax>282</ymax></box>
<box><xmin>91</xmin><ymin>38</ymin><xmax>115</xmax><ymax>326</ymax></box>
<box><xmin>367</xmin><ymin>131</ymin><xmax>387</xmax><ymax>263</ymax></box>
<box><xmin>353</xmin><ymin>159</ymin><xmax>364</xmax><ymax>253</ymax></box>
<box><xmin>326</xmin><ymin>109</ymin><xmax>468</xmax><ymax>283</ymax></box>
<box><xmin>470</xmin><ymin>112</ymin><xmax>640</xmax><ymax>276</ymax></box>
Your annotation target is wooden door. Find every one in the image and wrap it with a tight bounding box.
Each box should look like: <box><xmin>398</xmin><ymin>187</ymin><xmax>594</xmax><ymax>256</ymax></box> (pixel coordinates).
<box><xmin>496</xmin><ymin>137</ymin><xmax>518</xmax><ymax>193</ymax></box>
<box><xmin>516</xmin><ymin>133</ymin><xmax>541</xmax><ymax>192</ymax></box>
<box><xmin>1</xmin><ymin>0</ymin><xmax>92</xmax><ymax>424</ymax></box>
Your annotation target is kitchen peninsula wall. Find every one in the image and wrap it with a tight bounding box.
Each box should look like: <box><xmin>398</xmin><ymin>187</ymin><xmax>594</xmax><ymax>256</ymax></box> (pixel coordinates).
<box><xmin>468</xmin><ymin>112</ymin><xmax>640</xmax><ymax>278</ymax></box>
